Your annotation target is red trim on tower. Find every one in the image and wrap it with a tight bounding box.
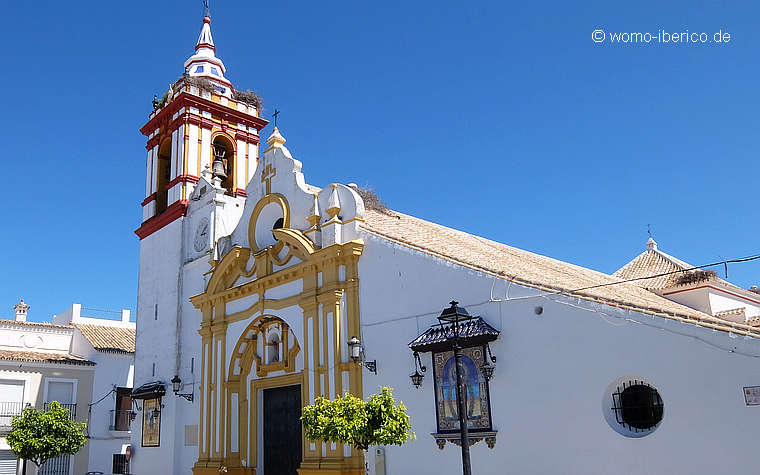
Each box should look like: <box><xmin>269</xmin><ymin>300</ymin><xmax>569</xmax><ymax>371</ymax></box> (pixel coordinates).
<box><xmin>141</xmin><ymin>193</ymin><xmax>157</xmax><ymax>206</ymax></box>
<box><xmin>167</xmin><ymin>174</ymin><xmax>200</xmax><ymax>189</ymax></box>
<box><xmin>235</xmin><ymin>188</ymin><xmax>247</xmax><ymax>197</ymax></box>
<box><xmin>146</xmin><ymin>136</ymin><xmax>160</xmax><ymax>150</ymax></box>
<box><xmin>195</xmin><ymin>42</ymin><xmax>217</xmax><ymax>53</ymax></box>
<box><xmin>135</xmin><ymin>200</ymin><xmax>189</xmax><ymax>240</ymax></box>
<box><xmin>235</xmin><ymin>129</ymin><xmax>259</xmax><ymax>142</ymax></box>
<box><xmin>141</xmin><ymin>92</ymin><xmax>268</xmax><ymax>137</ymax></box>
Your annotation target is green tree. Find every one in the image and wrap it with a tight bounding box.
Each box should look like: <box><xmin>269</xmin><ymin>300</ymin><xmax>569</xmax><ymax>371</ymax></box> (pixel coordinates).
<box><xmin>301</xmin><ymin>386</ymin><xmax>415</xmax><ymax>451</ymax></box>
<box><xmin>7</xmin><ymin>401</ymin><xmax>87</xmax><ymax>474</ymax></box>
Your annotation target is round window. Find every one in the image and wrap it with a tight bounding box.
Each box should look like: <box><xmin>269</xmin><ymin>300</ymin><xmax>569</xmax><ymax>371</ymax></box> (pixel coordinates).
<box><xmin>603</xmin><ymin>377</ymin><xmax>664</xmax><ymax>438</ymax></box>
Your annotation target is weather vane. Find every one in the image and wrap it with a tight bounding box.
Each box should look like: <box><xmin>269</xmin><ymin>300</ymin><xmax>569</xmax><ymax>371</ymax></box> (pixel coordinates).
<box><xmin>647</xmin><ymin>224</ymin><xmax>653</xmax><ymax>239</ymax></box>
<box><xmin>273</xmin><ymin>109</ymin><xmax>281</xmax><ymax>128</ymax></box>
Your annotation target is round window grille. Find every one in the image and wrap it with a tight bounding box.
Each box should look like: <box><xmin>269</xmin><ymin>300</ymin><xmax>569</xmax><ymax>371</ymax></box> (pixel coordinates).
<box><xmin>603</xmin><ymin>377</ymin><xmax>664</xmax><ymax>437</ymax></box>
<box><xmin>613</xmin><ymin>381</ymin><xmax>663</xmax><ymax>431</ymax></box>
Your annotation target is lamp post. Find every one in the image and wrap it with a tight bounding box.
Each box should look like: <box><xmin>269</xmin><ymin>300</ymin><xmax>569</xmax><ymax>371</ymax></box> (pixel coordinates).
<box><xmin>438</xmin><ymin>301</ymin><xmax>473</xmax><ymax>475</ymax></box>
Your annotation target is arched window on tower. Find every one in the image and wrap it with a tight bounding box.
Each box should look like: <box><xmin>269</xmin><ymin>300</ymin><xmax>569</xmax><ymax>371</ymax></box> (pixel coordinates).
<box><xmin>155</xmin><ymin>139</ymin><xmax>172</xmax><ymax>214</ymax></box>
<box><xmin>211</xmin><ymin>135</ymin><xmax>235</xmax><ymax>195</ymax></box>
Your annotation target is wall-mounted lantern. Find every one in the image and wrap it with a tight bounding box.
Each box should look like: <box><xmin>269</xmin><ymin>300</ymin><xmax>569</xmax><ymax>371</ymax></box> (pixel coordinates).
<box><xmin>347</xmin><ymin>336</ymin><xmax>377</xmax><ymax>374</ymax></box>
<box><xmin>410</xmin><ymin>351</ymin><xmax>427</xmax><ymax>389</ymax></box>
<box><xmin>480</xmin><ymin>344</ymin><xmax>497</xmax><ymax>381</ymax></box>
<box><xmin>171</xmin><ymin>375</ymin><xmax>194</xmax><ymax>402</ymax></box>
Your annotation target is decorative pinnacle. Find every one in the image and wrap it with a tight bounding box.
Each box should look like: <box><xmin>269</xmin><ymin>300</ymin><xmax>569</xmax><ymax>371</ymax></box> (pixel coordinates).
<box><xmin>265</xmin><ymin>127</ymin><xmax>286</xmax><ymax>152</ymax></box>
<box><xmin>308</xmin><ymin>193</ymin><xmax>321</xmax><ymax>227</ymax></box>
<box><xmin>647</xmin><ymin>237</ymin><xmax>658</xmax><ymax>251</ymax></box>
<box><xmin>326</xmin><ymin>184</ymin><xmax>341</xmax><ymax>218</ymax></box>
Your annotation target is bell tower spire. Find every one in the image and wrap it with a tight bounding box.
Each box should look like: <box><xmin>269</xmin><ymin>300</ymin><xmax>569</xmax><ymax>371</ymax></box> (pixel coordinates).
<box><xmin>184</xmin><ymin>3</ymin><xmax>231</xmax><ymax>88</ymax></box>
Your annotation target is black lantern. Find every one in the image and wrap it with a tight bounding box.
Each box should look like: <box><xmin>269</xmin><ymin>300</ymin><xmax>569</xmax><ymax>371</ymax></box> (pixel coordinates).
<box><xmin>347</xmin><ymin>336</ymin><xmax>377</xmax><ymax>374</ymax></box>
<box><xmin>171</xmin><ymin>375</ymin><xmax>194</xmax><ymax>402</ymax></box>
<box><xmin>410</xmin><ymin>351</ymin><xmax>427</xmax><ymax>389</ymax></box>
<box><xmin>438</xmin><ymin>301</ymin><xmax>472</xmax><ymax>324</ymax></box>
<box><xmin>480</xmin><ymin>343</ymin><xmax>497</xmax><ymax>381</ymax></box>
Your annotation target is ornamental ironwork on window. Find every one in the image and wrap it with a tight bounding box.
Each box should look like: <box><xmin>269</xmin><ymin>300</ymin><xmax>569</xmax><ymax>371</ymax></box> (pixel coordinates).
<box><xmin>611</xmin><ymin>380</ymin><xmax>664</xmax><ymax>432</ymax></box>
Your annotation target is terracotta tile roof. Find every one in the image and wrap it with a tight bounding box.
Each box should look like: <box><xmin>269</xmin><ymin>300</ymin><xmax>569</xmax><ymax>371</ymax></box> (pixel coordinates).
<box><xmin>0</xmin><ymin>350</ymin><xmax>94</xmax><ymax>366</ymax></box>
<box><xmin>614</xmin><ymin>245</ymin><xmax>753</xmax><ymax>298</ymax></box>
<box><xmin>75</xmin><ymin>324</ymin><xmax>135</xmax><ymax>353</ymax></box>
<box><xmin>360</xmin><ymin>209</ymin><xmax>760</xmax><ymax>338</ymax></box>
<box><xmin>613</xmin><ymin>247</ymin><xmax>696</xmax><ymax>290</ymax></box>
<box><xmin>0</xmin><ymin>319</ymin><xmax>71</xmax><ymax>330</ymax></box>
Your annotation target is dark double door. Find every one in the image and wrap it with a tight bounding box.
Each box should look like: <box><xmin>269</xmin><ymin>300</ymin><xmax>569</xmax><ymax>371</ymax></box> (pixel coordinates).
<box><xmin>263</xmin><ymin>384</ymin><xmax>302</xmax><ymax>475</ymax></box>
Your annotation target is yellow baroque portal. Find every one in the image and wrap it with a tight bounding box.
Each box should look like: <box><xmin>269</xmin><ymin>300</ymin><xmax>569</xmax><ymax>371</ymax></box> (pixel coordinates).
<box><xmin>191</xmin><ymin>191</ymin><xmax>365</xmax><ymax>475</ymax></box>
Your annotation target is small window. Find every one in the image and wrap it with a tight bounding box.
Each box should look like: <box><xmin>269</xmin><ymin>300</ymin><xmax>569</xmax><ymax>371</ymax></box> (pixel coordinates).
<box><xmin>194</xmin><ymin>65</ymin><xmax>204</xmax><ymax>73</ymax></box>
<box><xmin>113</xmin><ymin>453</ymin><xmax>129</xmax><ymax>474</ymax></box>
<box><xmin>604</xmin><ymin>378</ymin><xmax>664</xmax><ymax>437</ymax></box>
<box><xmin>210</xmin><ymin>67</ymin><xmax>220</xmax><ymax>76</ymax></box>
<box><xmin>612</xmin><ymin>381</ymin><xmax>663</xmax><ymax>431</ymax></box>
<box><xmin>113</xmin><ymin>388</ymin><xmax>133</xmax><ymax>431</ymax></box>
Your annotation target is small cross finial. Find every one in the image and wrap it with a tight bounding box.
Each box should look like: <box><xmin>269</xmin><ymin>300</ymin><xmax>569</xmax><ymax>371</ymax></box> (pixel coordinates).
<box><xmin>647</xmin><ymin>224</ymin><xmax>652</xmax><ymax>238</ymax></box>
<box><xmin>203</xmin><ymin>0</ymin><xmax>210</xmax><ymax>18</ymax></box>
<box><xmin>272</xmin><ymin>109</ymin><xmax>280</xmax><ymax>128</ymax></box>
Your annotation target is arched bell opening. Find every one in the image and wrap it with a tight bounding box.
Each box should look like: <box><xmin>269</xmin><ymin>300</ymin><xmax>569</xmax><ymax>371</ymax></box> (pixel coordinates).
<box><xmin>211</xmin><ymin>134</ymin><xmax>236</xmax><ymax>195</ymax></box>
<box><xmin>155</xmin><ymin>138</ymin><xmax>172</xmax><ymax>214</ymax></box>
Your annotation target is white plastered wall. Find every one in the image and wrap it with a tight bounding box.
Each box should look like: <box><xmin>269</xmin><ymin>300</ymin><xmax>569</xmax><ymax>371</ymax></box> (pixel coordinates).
<box><xmin>357</xmin><ymin>232</ymin><xmax>760</xmax><ymax>475</ymax></box>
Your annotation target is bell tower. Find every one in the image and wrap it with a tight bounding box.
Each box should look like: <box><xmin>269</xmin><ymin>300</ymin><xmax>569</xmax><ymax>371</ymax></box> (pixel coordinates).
<box><xmin>135</xmin><ymin>13</ymin><xmax>268</xmax><ymax>239</ymax></box>
<box><xmin>131</xmin><ymin>11</ymin><xmax>268</xmax><ymax>475</ymax></box>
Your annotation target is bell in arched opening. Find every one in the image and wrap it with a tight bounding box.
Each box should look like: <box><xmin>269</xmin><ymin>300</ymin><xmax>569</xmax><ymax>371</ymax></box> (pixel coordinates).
<box><xmin>211</xmin><ymin>136</ymin><xmax>235</xmax><ymax>194</ymax></box>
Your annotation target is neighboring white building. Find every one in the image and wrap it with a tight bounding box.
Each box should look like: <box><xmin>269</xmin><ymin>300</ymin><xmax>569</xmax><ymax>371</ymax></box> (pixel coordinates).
<box><xmin>0</xmin><ymin>300</ymin><xmax>94</xmax><ymax>475</ymax></box>
<box><xmin>0</xmin><ymin>301</ymin><xmax>134</xmax><ymax>475</ymax></box>
<box><xmin>615</xmin><ymin>237</ymin><xmax>760</xmax><ymax>324</ymax></box>
<box><xmin>130</xmin><ymin>11</ymin><xmax>760</xmax><ymax>475</ymax></box>
<box><xmin>52</xmin><ymin>305</ymin><xmax>136</xmax><ymax>475</ymax></box>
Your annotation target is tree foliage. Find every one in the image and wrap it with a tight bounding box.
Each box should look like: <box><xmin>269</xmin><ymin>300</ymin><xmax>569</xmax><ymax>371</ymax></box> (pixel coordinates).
<box><xmin>301</xmin><ymin>387</ymin><xmax>415</xmax><ymax>451</ymax></box>
<box><xmin>6</xmin><ymin>401</ymin><xmax>87</xmax><ymax>469</ymax></box>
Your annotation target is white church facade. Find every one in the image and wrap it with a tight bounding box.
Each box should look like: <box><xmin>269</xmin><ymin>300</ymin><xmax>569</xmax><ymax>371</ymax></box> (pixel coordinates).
<box><xmin>130</xmin><ymin>13</ymin><xmax>760</xmax><ymax>475</ymax></box>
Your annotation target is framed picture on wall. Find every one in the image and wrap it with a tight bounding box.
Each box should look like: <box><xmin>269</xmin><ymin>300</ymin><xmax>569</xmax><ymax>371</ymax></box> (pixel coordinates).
<box><xmin>142</xmin><ymin>397</ymin><xmax>162</xmax><ymax>447</ymax></box>
<box><xmin>432</xmin><ymin>345</ymin><xmax>493</xmax><ymax>433</ymax></box>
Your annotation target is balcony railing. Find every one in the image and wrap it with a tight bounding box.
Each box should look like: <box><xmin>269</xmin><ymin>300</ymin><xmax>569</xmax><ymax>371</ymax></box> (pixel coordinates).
<box><xmin>43</xmin><ymin>402</ymin><xmax>77</xmax><ymax>420</ymax></box>
<box><xmin>0</xmin><ymin>401</ymin><xmax>27</xmax><ymax>426</ymax></box>
<box><xmin>109</xmin><ymin>409</ymin><xmax>136</xmax><ymax>431</ymax></box>
<box><xmin>0</xmin><ymin>402</ymin><xmax>78</xmax><ymax>431</ymax></box>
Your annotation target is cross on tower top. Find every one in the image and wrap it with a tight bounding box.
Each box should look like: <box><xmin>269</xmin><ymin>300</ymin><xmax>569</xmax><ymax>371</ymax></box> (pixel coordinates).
<box><xmin>203</xmin><ymin>0</ymin><xmax>210</xmax><ymax>18</ymax></box>
<box><xmin>272</xmin><ymin>109</ymin><xmax>280</xmax><ymax>128</ymax></box>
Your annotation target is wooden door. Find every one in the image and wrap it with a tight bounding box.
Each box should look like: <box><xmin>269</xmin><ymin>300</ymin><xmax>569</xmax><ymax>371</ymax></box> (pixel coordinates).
<box><xmin>263</xmin><ymin>385</ymin><xmax>302</xmax><ymax>475</ymax></box>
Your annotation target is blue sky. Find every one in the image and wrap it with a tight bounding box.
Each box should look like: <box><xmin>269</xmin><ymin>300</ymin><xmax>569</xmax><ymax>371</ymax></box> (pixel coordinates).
<box><xmin>3</xmin><ymin>1</ymin><xmax>759</xmax><ymax>323</ymax></box>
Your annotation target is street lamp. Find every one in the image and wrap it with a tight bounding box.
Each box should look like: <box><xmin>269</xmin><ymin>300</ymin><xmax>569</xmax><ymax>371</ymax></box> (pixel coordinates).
<box><xmin>171</xmin><ymin>375</ymin><xmax>194</xmax><ymax>402</ymax></box>
<box><xmin>437</xmin><ymin>300</ymin><xmax>474</xmax><ymax>475</ymax></box>
<box><xmin>347</xmin><ymin>336</ymin><xmax>377</xmax><ymax>374</ymax></box>
<box><xmin>410</xmin><ymin>351</ymin><xmax>427</xmax><ymax>389</ymax></box>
